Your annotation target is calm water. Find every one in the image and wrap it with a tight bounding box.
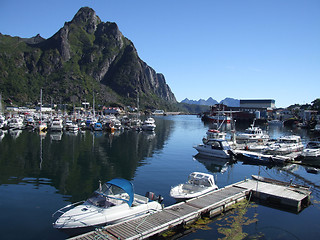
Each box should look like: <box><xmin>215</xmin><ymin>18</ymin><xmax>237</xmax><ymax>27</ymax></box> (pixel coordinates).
<box><xmin>0</xmin><ymin>115</ymin><xmax>320</xmax><ymax>240</ymax></box>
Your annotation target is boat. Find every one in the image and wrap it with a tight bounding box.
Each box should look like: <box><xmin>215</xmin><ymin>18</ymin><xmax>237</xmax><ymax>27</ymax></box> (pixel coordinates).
<box><xmin>52</xmin><ymin>178</ymin><xmax>163</xmax><ymax>234</ymax></box>
<box><xmin>301</xmin><ymin>140</ymin><xmax>320</xmax><ymax>160</ymax></box>
<box><xmin>204</xmin><ymin>129</ymin><xmax>226</xmax><ymax>141</ymax></box>
<box><xmin>237</xmin><ymin>123</ymin><xmax>269</xmax><ymax>143</ymax></box>
<box><xmin>193</xmin><ymin>139</ymin><xmax>233</xmax><ymax>159</ymax></box>
<box><xmin>7</xmin><ymin>116</ymin><xmax>24</xmax><ymax>130</ymax></box>
<box><xmin>235</xmin><ymin>150</ymin><xmax>279</xmax><ymax>166</ymax></box>
<box><xmin>91</xmin><ymin>122</ymin><xmax>103</xmax><ymax>131</ymax></box>
<box><xmin>141</xmin><ymin>117</ymin><xmax>156</xmax><ymax>131</ymax></box>
<box><xmin>50</xmin><ymin>117</ymin><xmax>63</xmax><ymax>131</ymax></box>
<box><xmin>68</xmin><ymin>123</ymin><xmax>79</xmax><ymax>133</ymax></box>
<box><xmin>205</xmin><ymin>111</ymin><xmax>232</xmax><ymax>124</ymax></box>
<box><xmin>170</xmin><ymin>172</ymin><xmax>218</xmax><ymax>201</ymax></box>
<box><xmin>0</xmin><ymin>115</ymin><xmax>7</xmax><ymax>129</ymax></box>
<box><xmin>264</xmin><ymin>135</ymin><xmax>304</xmax><ymax>155</ymax></box>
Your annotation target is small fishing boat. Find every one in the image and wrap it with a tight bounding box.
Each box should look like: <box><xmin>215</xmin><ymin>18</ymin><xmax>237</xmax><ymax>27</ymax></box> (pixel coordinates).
<box><xmin>170</xmin><ymin>172</ymin><xmax>218</xmax><ymax>201</ymax></box>
<box><xmin>194</xmin><ymin>139</ymin><xmax>233</xmax><ymax>159</ymax></box>
<box><xmin>52</xmin><ymin>178</ymin><xmax>163</xmax><ymax>235</ymax></box>
<box><xmin>236</xmin><ymin>119</ymin><xmax>269</xmax><ymax>143</ymax></box>
<box><xmin>237</xmin><ymin>125</ymin><xmax>269</xmax><ymax>143</ymax></box>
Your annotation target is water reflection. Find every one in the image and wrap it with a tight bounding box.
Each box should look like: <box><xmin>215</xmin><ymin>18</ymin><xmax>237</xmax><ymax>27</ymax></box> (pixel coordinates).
<box><xmin>1</xmin><ymin>115</ymin><xmax>320</xmax><ymax>240</ymax></box>
<box><xmin>193</xmin><ymin>154</ymin><xmax>230</xmax><ymax>174</ymax></box>
<box><xmin>0</xmin><ymin>117</ymin><xmax>175</xmax><ymax>204</ymax></box>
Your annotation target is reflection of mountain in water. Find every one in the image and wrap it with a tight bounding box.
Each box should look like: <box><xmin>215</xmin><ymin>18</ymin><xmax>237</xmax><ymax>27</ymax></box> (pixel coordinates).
<box><xmin>0</xmin><ymin>117</ymin><xmax>174</xmax><ymax>202</ymax></box>
<box><xmin>194</xmin><ymin>154</ymin><xmax>230</xmax><ymax>174</ymax></box>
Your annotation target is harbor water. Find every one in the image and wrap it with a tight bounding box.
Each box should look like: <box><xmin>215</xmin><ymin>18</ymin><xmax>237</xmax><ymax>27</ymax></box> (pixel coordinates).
<box><xmin>0</xmin><ymin>115</ymin><xmax>320</xmax><ymax>240</ymax></box>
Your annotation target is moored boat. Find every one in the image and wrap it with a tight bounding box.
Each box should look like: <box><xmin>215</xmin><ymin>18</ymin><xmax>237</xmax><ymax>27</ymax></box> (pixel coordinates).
<box><xmin>141</xmin><ymin>117</ymin><xmax>156</xmax><ymax>131</ymax></box>
<box><xmin>237</xmin><ymin>124</ymin><xmax>269</xmax><ymax>143</ymax></box>
<box><xmin>52</xmin><ymin>178</ymin><xmax>163</xmax><ymax>235</ymax></box>
<box><xmin>264</xmin><ymin>135</ymin><xmax>304</xmax><ymax>155</ymax></box>
<box><xmin>50</xmin><ymin>117</ymin><xmax>63</xmax><ymax>131</ymax></box>
<box><xmin>194</xmin><ymin>139</ymin><xmax>233</xmax><ymax>159</ymax></box>
<box><xmin>170</xmin><ymin>172</ymin><xmax>218</xmax><ymax>201</ymax></box>
<box><xmin>301</xmin><ymin>140</ymin><xmax>320</xmax><ymax>160</ymax></box>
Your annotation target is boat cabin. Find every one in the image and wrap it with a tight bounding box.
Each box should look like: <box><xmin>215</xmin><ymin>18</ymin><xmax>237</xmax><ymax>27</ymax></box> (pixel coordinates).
<box><xmin>207</xmin><ymin>139</ymin><xmax>231</xmax><ymax>151</ymax></box>
<box><xmin>188</xmin><ymin>172</ymin><xmax>215</xmax><ymax>187</ymax></box>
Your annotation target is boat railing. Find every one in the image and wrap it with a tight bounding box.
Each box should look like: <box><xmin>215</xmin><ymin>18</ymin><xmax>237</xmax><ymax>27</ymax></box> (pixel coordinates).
<box><xmin>52</xmin><ymin>200</ymin><xmax>84</xmax><ymax>218</ymax></box>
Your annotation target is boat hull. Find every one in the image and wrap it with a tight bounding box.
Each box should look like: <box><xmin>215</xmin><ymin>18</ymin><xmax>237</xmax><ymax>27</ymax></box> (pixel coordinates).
<box><xmin>53</xmin><ymin>199</ymin><xmax>162</xmax><ymax>234</ymax></box>
<box><xmin>193</xmin><ymin>145</ymin><xmax>230</xmax><ymax>159</ymax></box>
<box><xmin>170</xmin><ymin>184</ymin><xmax>218</xmax><ymax>202</ymax></box>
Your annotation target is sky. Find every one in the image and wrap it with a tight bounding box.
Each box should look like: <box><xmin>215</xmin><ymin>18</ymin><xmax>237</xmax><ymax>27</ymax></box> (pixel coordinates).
<box><xmin>0</xmin><ymin>0</ymin><xmax>319</xmax><ymax>108</ymax></box>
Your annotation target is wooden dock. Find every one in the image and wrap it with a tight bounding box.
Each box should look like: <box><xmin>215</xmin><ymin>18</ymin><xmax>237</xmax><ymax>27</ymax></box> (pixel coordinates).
<box><xmin>69</xmin><ymin>177</ymin><xmax>311</xmax><ymax>240</ymax></box>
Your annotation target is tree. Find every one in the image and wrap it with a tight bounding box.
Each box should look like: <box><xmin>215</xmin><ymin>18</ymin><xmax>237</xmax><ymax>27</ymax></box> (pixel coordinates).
<box><xmin>311</xmin><ymin>98</ymin><xmax>320</xmax><ymax>111</ymax></box>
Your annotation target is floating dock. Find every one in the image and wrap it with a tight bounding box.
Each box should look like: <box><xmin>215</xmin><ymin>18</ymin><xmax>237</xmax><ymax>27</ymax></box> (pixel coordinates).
<box><xmin>234</xmin><ymin>149</ymin><xmax>301</xmax><ymax>164</ymax></box>
<box><xmin>69</xmin><ymin>176</ymin><xmax>311</xmax><ymax>240</ymax></box>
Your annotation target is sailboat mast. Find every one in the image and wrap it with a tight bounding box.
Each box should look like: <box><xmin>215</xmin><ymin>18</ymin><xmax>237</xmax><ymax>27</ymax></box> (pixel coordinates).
<box><xmin>40</xmin><ymin>89</ymin><xmax>42</xmax><ymax>124</ymax></box>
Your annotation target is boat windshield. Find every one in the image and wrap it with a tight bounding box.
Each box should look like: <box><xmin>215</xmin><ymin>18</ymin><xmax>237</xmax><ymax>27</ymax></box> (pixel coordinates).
<box><xmin>87</xmin><ymin>183</ymin><xmax>130</xmax><ymax>208</ymax></box>
<box><xmin>307</xmin><ymin>141</ymin><xmax>320</xmax><ymax>149</ymax></box>
<box><xmin>221</xmin><ymin>141</ymin><xmax>231</xmax><ymax>150</ymax></box>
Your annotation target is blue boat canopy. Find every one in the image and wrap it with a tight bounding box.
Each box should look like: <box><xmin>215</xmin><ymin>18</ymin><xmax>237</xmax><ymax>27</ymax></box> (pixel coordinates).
<box><xmin>105</xmin><ymin>178</ymin><xmax>134</xmax><ymax>207</ymax></box>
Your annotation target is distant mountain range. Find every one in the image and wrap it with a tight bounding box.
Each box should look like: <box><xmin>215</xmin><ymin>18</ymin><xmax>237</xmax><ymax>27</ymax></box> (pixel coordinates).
<box><xmin>181</xmin><ymin>97</ymin><xmax>240</xmax><ymax>107</ymax></box>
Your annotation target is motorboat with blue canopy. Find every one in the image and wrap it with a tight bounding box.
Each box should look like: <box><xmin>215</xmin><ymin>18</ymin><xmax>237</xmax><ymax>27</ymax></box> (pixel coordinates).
<box><xmin>53</xmin><ymin>178</ymin><xmax>163</xmax><ymax>235</ymax></box>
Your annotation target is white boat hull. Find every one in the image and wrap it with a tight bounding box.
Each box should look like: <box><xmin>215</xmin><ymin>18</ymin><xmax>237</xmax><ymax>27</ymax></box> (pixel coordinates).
<box><xmin>170</xmin><ymin>183</ymin><xmax>218</xmax><ymax>201</ymax></box>
<box><xmin>194</xmin><ymin>144</ymin><xmax>230</xmax><ymax>158</ymax></box>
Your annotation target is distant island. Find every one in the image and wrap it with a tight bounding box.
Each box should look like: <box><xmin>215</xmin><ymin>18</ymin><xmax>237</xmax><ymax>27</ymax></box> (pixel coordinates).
<box><xmin>181</xmin><ymin>97</ymin><xmax>240</xmax><ymax>107</ymax></box>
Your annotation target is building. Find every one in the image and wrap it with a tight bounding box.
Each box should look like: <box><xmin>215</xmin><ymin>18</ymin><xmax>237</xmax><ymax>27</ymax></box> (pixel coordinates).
<box><xmin>240</xmin><ymin>99</ymin><xmax>275</xmax><ymax>109</ymax></box>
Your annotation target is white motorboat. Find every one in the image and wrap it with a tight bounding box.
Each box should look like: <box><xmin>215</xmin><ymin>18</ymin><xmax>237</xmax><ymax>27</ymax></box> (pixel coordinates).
<box><xmin>301</xmin><ymin>140</ymin><xmax>320</xmax><ymax>160</ymax></box>
<box><xmin>141</xmin><ymin>117</ymin><xmax>156</xmax><ymax>131</ymax></box>
<box><xmin>68</xmin><ymin>123</ymin><xmax>79</xmax><ymax>133</ymax></box>
<box><xmin>170</xmin><ymin>172</ymin><xmax>218</xmax><ymax>201</ymax></box>
<box><xmin>0</xmin><ymin>115</ymin><xmax>7</xmax><ymax>129</ymax></box>
<box><xmin>194</xmin><ymin>139</ymin><xmax>233</xmax><ymax>159</ymax></box>
<box><xmin>7</xmin><ymin>116</ymin><xmax>24</xmax><ymax>130</ymax></box>
<box><xmin>53</xmin><ymin>178</ymin><xmax>163</xmax><ymax>234</ymax></box>
<box><xmin>237</xmin><ymin>124</ymin><xmax>269</xmax><ymax>143</ymax></box>
<box><xmin>50</xmin><ymin>117</ymin><xmax>63</xmax><ymax>131</ymax></box>
<box><xmin>264</xmin><ymin>135</ymin><xmax>304</xmax><ymax>155</ymax></box>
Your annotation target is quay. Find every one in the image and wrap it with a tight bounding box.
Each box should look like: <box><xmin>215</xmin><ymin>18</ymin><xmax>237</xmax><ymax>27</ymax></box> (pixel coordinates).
<box><xmin>69</xmin><ymin>176</ymin><xmax>311</xmax><ymax>240</ymax></box>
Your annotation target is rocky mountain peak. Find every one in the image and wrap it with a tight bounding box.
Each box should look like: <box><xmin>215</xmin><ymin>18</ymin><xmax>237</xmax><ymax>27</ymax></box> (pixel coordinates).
<box><xmin>71</xmin><ymin>7</ymin><xmax>101</xmax><ymax>34</ymax></box>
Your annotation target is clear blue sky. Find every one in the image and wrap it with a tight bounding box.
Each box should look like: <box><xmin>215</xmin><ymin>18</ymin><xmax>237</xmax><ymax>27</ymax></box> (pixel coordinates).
<box><xmin>1</xmin><ymin>0</ymin><xmax>319</xmax><ymax>108</ymax></box>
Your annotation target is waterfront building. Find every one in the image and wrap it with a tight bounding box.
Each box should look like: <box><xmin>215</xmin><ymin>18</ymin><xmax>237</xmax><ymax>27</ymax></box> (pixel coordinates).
<box><xmin>240</xmin><ymin>99</ymin><xmax>275</xmax><ymax>109</ymax></box>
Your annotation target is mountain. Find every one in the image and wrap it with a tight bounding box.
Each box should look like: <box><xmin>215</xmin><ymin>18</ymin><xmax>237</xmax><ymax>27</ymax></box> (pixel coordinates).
<box><xmin>0</xmin><ymin>7</ymin><xmax>176</xmax><ymax>109</ymax></box>
<box><xmin>181</xmin><ymin>97</ymin><xmax>218</xmax><ymax>106</ymax></box>
<box><xmin>181</xmin><ymin>97</ymin><xmax>239</xmax><ymax>107</ymax></box>
<box><xmin>220</xmin><ymin>97</ymin><xmax>240</xmax><ymax>107</ymax></box>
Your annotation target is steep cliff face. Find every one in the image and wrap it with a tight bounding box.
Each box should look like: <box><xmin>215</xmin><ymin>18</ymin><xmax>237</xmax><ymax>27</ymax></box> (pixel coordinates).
<box><xmin>0</xmin><ymin>7</ymin><xmax>176</xmax><ymax>108</ymax></box>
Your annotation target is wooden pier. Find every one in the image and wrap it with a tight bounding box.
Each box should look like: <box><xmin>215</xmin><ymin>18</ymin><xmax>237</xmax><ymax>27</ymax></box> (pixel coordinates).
<box><xmin>69</xmin><ymin>177</ymin><xmax>311</xmax><ymax>240</ymax></box>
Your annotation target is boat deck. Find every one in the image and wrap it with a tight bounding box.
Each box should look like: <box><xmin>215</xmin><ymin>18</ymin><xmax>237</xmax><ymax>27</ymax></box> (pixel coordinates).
<box><xmin>69</xmin><ymin>177</ymin><xmax>311</xmax><ymax>240</ymax></box>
